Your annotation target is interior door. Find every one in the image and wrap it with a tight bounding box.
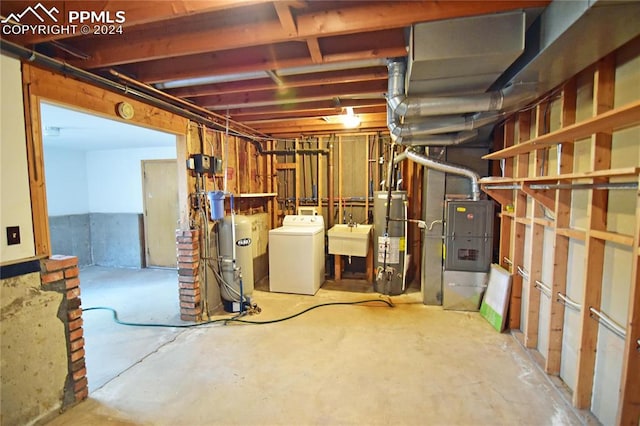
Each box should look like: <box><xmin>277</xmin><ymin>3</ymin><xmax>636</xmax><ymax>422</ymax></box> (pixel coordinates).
<box><xmin>142</xmin><ymin>160</ymin><xmax>179</xmax><ymax>267</ymax></box>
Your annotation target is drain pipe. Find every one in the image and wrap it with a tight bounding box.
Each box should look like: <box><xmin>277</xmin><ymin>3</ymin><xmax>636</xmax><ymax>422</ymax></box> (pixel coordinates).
<box><xmin>403</xmin><ymin>148</ymin><xmax>480</xmax><ymax>201</ymax></box>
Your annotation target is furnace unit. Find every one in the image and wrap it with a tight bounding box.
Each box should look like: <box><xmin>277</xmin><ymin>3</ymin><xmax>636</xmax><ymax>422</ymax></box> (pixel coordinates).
<box><xmin>444</xmin><ymin>200</ymin><xmax>493</xmax><ymax>272</ymax></box>
<box><xmin>443</xmin><ymin>200</ymin><xmax>494</xmax><ymax>311</ymax></box>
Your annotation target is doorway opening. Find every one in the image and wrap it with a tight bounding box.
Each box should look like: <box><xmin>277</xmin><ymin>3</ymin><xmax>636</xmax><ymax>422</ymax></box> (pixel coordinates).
<box><xmin>40</xmin><ymin>101</ymin><xmax>182</xmax><ymax>392</ymax></box>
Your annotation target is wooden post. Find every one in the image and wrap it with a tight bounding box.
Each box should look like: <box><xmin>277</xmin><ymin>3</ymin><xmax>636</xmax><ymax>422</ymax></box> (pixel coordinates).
<box><xmin>338</xmin><ymin>135</ymin><xmax>343</xmax><ymax>225</ymax></box>
<box><xmin>546</xmin><ymin>78</ymin><xmax>577</xmax><ymax>374</ymax></box>
<box><xmin>499</xmin><ymin>118</ymin><xmax>515</xmax><ymax>273</ymax></box>
<box><xmin>573</xmin><ymin>53</ymin><xmax>615</xmax><ymax>410</ymax></box>
<box><xmin>509</xmin><ymin>112</ymin><xmax>531</xmax><ymax>332</ymax></box>
<box><xmin>295</xmin><ymin>138</ymin><xmax>300</xmax><ymax>212</ymax></box>
<box><xmin>22</xmin><ymin>85</ymin><xmax>51</xmax><ymax>256</ymax></box>
<box><xmin>524</xmin><ymin>102</ymin><xmax>550</xmax><ymax>349</ymax></box>
<box><xmin>617</xmin><ymin>173</ymin><xmax>640</xmax><ymax>424</ymax></box>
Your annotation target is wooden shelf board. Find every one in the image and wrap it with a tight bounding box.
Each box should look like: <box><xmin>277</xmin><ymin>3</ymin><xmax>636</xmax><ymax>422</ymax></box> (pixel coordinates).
<box><xmin>556</xmin><ymin>227</ymin><xmax>587</xmax><ymax>241</ymax></box>
<box><xmin>480</xmin><ymin>167</ymin><xmax>639</xmax><ymax>187</ymax></box>
<box><xmin>484</xmin><ymin>100</ymin><xmax>640</xmax><ymax>159</ymax></box>
<box><xmin>275</xmin><ymin>163</ymin><xmax>296</xmax><ymax>170</ymax></box>
<box><xmin>236</xmin><ymin>192</ymin><xmax>277</xmax><ymax>198</ymax></box>
<box><xmin>589</xmin><ymin>229</ymin><xmax>635</xmax><ymax>247</ymax></box>
<box><xmin>533</xmin><ymin>217</ymin><xmax>554</xmax><ymax>227</ymax></box>
<box><xmin>515</xmin><ymin>217</ymin><xmax>531</xmax><ymax>225</ymax></box>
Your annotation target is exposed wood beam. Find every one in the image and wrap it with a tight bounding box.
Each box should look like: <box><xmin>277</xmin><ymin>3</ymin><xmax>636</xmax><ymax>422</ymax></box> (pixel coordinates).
<box><xmin>131</xmin><ymin>44</ymin><xmax>403</xmax><ymax>84</ymax></box>
<box><xmin>63</xmin><ymin>0</ymin><xmax>550</xmax><ymax>69</ymax></box>
<box><xmin>240</xmin><ymin>105</ymin><xmax>385</xmax><ymax>123</ymax></box>
<box><xmin>227</xmin><ymin>98</ymin><xmax>385</xmax><ymax>118</ymax></box>
<box><xmin>306</xmin><ymin>38</ymin><xmax>323</xmax><ymax>64</ymax></box>
<box><xmin>0</xmin><ymin>0</ymin><xmax>273</xmax><ymax>45</ymax></box>
<box><xmin>166</xmin><ymin>66</ymin><xmax>387</xmax><ymax>98</ymax></box>
<box><xmin>197</xmin><ymin>80</ymin><xmax>386</xmax><ymax>109</ymax></box>
<box><xmin>249</xmin><ymin>112</ymin><xmax>387</xmax><ymax>129</ymax></box>
<box><xmin>274</xmin><ymin>2</ymin><xmax>297</xmax><ymax>36</ymax></box>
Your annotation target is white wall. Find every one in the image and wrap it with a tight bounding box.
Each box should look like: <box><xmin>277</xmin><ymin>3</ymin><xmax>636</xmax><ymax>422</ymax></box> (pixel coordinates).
<box><xmin>86</xmin><ymin>146</ymin><xmax>177</xmax><ymax>213</ymax></box>
<box><xmin>0</xmin><ymin>54</ymin><xmax>35</xmax><ymax>262</ymax></box>
<box><xmin>43</xmin><ymin>147</ymin><xmax>89</xmax><ymax>216</ymax></box>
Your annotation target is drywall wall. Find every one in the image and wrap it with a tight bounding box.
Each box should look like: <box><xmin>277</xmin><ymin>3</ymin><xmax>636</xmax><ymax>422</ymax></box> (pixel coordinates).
<box><xmin>43</xmin><ymin>147</ymin><xmax>89</xmax><ymax>216</ymax></box>
<box><xmin>536</xmin><ymin>227</ymin><xmax>554</xmax><ymax>358</ymax></box>
<box><xmin>0</xmin><ymin>272</ymin><xmax>67</xmax><ymax>425</ymax></box>
<box><xmin>86</xmin><ymin>146</ymin><xmax>176</xmax><ymax>214</ymax></box>
<box><xmin>591</xmin><ymin>242</ymin><xmax>632</xmax><ymax>424</ymax></box>
<box><xmin>0</xmin><ymin>54</ymin><xmax>35</xmax><ymax>262</ymax></box>
<box><xmin>560</xmin><ymin>239</ymin><xmax>585</xmax><ymax>393</ymax></box>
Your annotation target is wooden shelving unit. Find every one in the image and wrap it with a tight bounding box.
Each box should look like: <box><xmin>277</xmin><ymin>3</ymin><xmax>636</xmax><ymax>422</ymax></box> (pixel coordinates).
<box><xmin>482</xmin><ymin>53</ymin><xmax>640</xmax><ymax>423</ymax></box>
<box><xmin>483</xmin><ymin>100</ymin><xmax>640</xmax><ymax>159</ymax></box>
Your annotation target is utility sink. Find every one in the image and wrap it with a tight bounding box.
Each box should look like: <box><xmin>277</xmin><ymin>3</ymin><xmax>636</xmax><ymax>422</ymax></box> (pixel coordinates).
<box><xmin>327</xmin><ymin>224</ymin><xmax>373</xmax><ymax>257</ymax></box>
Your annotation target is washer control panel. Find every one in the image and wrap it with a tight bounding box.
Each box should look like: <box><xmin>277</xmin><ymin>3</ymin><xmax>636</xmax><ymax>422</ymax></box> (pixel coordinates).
<box><xmin>282</xmin><ymin>215</ymin><xmax>324</xmax><ymax>227</ymax></box>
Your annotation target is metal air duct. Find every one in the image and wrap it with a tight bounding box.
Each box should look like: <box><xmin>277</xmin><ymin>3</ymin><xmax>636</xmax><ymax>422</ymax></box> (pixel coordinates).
<box><xmin>388</xmin><ymin>61</ymin><xmax>535</xmax><ymax>117</ymax></box>
<box><xmin>401</xmin><ymin>148</ymin><xmax>481</xmax><ymax>201</ymax></box>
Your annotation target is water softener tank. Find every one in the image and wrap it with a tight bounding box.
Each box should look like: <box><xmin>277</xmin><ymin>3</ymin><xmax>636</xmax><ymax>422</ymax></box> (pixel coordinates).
<box><xmin>218</xmin><ymin>214</ymin><xmax>254</xmax><ymax>312</ymax></box>
<box><xmin>373</xmin><ymin>190</ymin><xmax>407</xmax><ymax>295</ymax></box>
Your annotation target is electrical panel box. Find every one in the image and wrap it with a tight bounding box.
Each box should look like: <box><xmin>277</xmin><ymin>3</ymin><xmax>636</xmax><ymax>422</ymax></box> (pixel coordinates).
<box><xmin>444</xmin><ymin>200</ymin><xmax>494</xmax><ymax>272</ymax></box>
<box><xmin>187</xmin><ymin>154</ymin><xmax>222</xmax><ymax>175</ymax></box>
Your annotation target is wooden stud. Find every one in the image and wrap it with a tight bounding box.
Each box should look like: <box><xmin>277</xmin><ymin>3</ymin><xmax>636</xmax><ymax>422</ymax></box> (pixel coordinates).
<box><xmin>22</xmin><ymin>88</ymin><xmax>50</xmax><ymax>257</ymax></box>
<box><xmin>508</xmin><ymin>112</ymin><xmax>531</xmax><ymax>331</ymax></box>
<box><xmin>235</xmin><ymin>137</ymin><xmax>241</xmax><ymax>194</ymax></box>
<box><xmin>524</xmin><ymin>102</ymin><xmax>551</xmax><ymax>349</ymax></box>
<box><xmin>617</xmin><ymin>173</ymin><xmax>640</xmax><ymax>425</ymax></box>
<box><xmin>573</xmin><ymin>53</ymin><xmax>615</xmax><ymax>410</ymax></box>
<box><xmin>338</xmin><ymin>136</ymin><xmax>343</xmax><ymax>225</ymax></box>
<box><xmin>499</xmin><ymin>118</ymin><xmax>515</xmax><ymax>272</ymax></box>
<box><xmin>546</xmin><ymin>77</ymin><xmax>577</xmax><ymax>374</ymax></box>
<box><xmin>295</xmin><ymin>138</ymin><xmax>300</xmax><ymax>212</ymax></box>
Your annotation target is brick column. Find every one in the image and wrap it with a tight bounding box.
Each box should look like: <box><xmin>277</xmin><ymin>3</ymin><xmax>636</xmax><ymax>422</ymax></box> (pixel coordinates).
<box><xmin>177</xmin><ymin>229</ymin><xmax>202</xmax><ymax>321</ymax></box>
<box><xmin>40</xmin><ymin>255</ymin><xmax>88</xmax><ymax>406</ymax></box>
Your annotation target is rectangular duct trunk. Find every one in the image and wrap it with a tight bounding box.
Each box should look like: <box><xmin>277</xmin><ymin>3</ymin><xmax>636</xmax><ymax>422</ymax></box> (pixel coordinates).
<box><xmin>407</xmin><ymin>11</ymin><xmax>526</xmax><ymax>95</ymax></box>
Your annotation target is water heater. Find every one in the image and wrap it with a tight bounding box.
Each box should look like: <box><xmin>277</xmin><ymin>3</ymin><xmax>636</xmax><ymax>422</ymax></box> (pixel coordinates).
<box><xmin>218</xmin><ymin>214</ymin><xmax>254</xmax><ymax>312</ymax></box>
<box><xmin>373</xmin><ymin>190</ymin><xmax>407</xmax><ymax>295</ymax></box>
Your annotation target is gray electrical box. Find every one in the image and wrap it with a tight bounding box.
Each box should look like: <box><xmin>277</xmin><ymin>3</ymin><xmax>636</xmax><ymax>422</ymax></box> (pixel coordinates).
<box><xmin>444</xmin><ymin>200</ymin><xmax>494</xmax><ymax>272</ymax></box>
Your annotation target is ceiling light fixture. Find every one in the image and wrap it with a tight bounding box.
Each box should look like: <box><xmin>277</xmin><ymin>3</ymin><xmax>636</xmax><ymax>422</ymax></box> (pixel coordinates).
<box><xmin>342</xmin><ymin>107</ymin><xmax>360</xmax><ymax>129</ymax></box>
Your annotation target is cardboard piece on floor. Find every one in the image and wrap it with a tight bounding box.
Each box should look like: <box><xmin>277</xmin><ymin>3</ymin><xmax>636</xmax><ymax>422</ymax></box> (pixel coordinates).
<box><xmin>480</xmin><ymin>264</ymin><xmax>512</xmax><ymax>332</ymax></box>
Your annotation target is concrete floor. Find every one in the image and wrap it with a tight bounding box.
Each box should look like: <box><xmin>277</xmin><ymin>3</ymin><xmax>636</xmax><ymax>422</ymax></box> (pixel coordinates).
<box><xmin>48</xmin><ymin>266</ymin><xmax>582</xmax><ymax>425</ymax></box>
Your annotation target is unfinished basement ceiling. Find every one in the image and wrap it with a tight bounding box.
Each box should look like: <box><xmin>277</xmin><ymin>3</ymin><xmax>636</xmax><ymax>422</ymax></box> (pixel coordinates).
<box><xmin>2</xmin><ymin>1</ymin><xmax>639</xmax><ymax>139</ymax></box>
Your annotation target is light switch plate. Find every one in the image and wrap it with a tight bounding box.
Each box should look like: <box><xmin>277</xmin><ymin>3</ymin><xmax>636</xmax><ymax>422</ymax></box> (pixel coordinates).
<box><xmin>7</xmin><ymin>226</ymin><xmax>20</xmax><ymax>245</ymax></box>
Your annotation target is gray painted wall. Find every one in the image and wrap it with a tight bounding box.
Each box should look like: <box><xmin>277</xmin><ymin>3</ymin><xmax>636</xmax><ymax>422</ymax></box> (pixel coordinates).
<box><xmin>48</xmin><ymin>213</ymin><xmax>145</xmax><ymax>268</ymax></box>
<box><xmin>49</xmin><ymin>215</ymin><xmax>92</xmax><ymax>267</ymax></box>
<box><xmin>90</xmin><ymin>213</ymin><xmax>145</xmax><ymax>268</ymax></box>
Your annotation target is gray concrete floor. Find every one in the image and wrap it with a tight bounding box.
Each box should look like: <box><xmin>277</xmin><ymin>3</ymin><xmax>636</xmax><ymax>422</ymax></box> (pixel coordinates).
<box><xmin>48</xmin><ymin>266</ymin><xmax>582</xmax><ymax>425</ymax></box>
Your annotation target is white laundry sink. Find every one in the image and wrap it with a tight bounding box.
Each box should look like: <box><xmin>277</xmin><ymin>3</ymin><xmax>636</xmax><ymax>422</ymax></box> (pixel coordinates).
<box><xmin>327</xmin><ymin>224</ymin><xmax>373</xmax><ymax>257</ymax></box>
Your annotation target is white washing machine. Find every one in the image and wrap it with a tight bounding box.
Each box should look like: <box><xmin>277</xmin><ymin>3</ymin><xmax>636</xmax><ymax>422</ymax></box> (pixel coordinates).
<box><xmin>268</xmin><ymin>215</ymin><xmax>325</xmax><ymax>295</ymax></box>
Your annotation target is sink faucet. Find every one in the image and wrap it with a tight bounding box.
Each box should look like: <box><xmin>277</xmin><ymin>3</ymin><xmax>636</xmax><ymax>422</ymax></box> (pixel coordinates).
<box><xmin>347</xmin><ymin>213</ymin><xmax>357</xmax><ymax>228</ymax></box>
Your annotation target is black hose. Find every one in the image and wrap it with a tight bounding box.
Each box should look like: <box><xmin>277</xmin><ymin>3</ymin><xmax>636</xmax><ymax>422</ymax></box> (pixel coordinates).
<box><xmin>82</xmin><ymin>299</ymin><xmax>394</xmax><ymax>328</ymax></box>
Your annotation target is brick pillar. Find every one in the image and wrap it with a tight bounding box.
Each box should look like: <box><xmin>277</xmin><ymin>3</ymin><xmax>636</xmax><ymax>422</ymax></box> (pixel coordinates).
<box><xmin>177</xmin><ymin>229</ymin><xmax>202</xmax><ymax>321</ymax></box>
<box><xmin>40</xmin><ymin>255</ymin><xmax>88</xmax><ymax>405</ymax></box>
